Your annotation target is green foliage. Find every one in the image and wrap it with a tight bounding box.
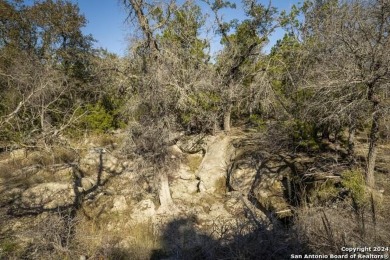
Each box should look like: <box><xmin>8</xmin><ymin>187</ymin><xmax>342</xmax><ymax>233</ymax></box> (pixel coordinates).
<box><xmin>87</xmin><ymin>108</ymin><xmax>116</xmax><ymax>131</ymax></box>
<box><xmin>0</xmin><ymin>125</ymin><xmax>23</xmax><ymax>144</ymax></box>
<box><xmin>309</xmin><ymin>180</ymin><xmax>339</xmax><ymax>205</ymax></box>
<box><xmin>0</xmin><ymin>0</ymin><xmax>97</xmax><ymax>143</ymax></box>
<box><xmin>159</xmin><ymin>1</ymin><xmax>209</xmax><ymax>63</ymax></box>
<box><xmin>83</xmin><ymin>103</ymin><xmax>115</xmax><ymax>133</ymax></box>
<box><xmin>75</xmin><ymin>96</ymin><xmax>126</xmax><ymax>134</ymax></box>
<box><xmin>341</xmin><ymin>169</ymin><xmax>368</xmax><ymax>208</ymax></box>
<box><xmin>0</xmin><ymin>239</ymin><xmax>19</xmax><ymax>258</ymax></box>
<box><xmin>179</xmin><ymin>91</ymin><xmax>220</xmax><ymax>132</ymax></box>
<box><xmin>249</xmin><ymin>114</ymin><xmax>266</xmax><ymax>131</ymax></box>
<box><xmin>285</xmin><ymin>120</ymin><xmax>319</xmax><ymax>151</ymax></box>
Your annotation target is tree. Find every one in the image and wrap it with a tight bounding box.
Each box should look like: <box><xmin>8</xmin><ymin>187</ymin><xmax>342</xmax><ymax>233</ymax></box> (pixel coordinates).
<box><xmin>122</xmin><ymin>0</ymin><xmax>213</xmax><ymax>211</ymax></box>
<box><xmin>0</xmin><ymin>0</ymin><xmax>95</xmax><ymax>145</ymax></box>
<box><xmin>209</xmin><ymin>0</ymin><xmax>278</xmax><ymax>132</ymax></box>
<box><xmin>300</xmin><ymin>0</ymin><xmax>390</xmax><ymax>187</ymax></box>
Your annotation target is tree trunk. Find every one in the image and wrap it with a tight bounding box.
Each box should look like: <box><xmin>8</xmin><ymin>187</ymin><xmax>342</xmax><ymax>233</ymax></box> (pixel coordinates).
<box><xmin>223</xmin><ymin>103</ymin><xmax>232</xmax><ymax>132</ymax></box>
<box><xmin>158</xmin><ymin>171</ymin><xmax>173</xmax><ymax>209</ymax></box>
<box><xmin>347</xmin><ymin>124</ymin><xmax>356</xmax><ymax>156</ymax></box>
<box><xmin>366</xmin><ymin>110</ymin><xmax>380</xmax><ymax>188</ymax></box>
<box><xmin>366</xmin><ymin>89</ymin><xmax>380</xmax><ymax>188</ymax></box>
<box><xmin>128</xmin><ymin>0</ymin><xmax>159</xmax><ymax>54</ymax></box>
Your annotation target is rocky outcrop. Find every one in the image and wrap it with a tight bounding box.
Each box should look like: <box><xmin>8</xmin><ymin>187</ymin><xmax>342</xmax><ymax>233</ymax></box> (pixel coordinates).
<box><xmin>170</xmin><ymin>164</ymin><xmax>198</xmax><ymax>200</ymax></box>
<box><xmin>19</xmin><ymin>182</ymin><xmax>75</xmax><ymax>210</ymax></box>
<box><xmin>111</xmin><ymin>195</ymin><xmax>128</xmax><ymax>212</ymax></box>
<box><xmin>252</xmin><ymin>176</ymin><xmax>292</xmax><ymax>219</ymax></box>
<box><xmin>80</xmin><ymin>148</ymin><xmax>124</xmax><ymax>175</ymax></box>
<box><xmin>131</xmin><ymin>199</ymin><xmax>156</xmax><ymax>222</ymax></box>
<box><xmin>227</xmin><ymin>160</ymin><xmax>257</xmax><ymax>194</ymax></box>
<box><xmin>176</xmin><ymin>134</ymin><xmax>207</xmax><ymax>154</ymax></box>
<box><xmin>195</xmin><ymin>135</ymin><xmax>234</xmax><ymax>194</ymax></box>
<box><xmin>226</xmin><ymin>144</ymin><xmax>293</xmax><ymax>219</ymax></box>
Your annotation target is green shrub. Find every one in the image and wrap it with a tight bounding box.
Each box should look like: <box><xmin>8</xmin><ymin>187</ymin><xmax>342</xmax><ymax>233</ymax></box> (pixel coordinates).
<box><xmin>83</xmin><ymin>102</ymin><xmax>115</xmax><ymax>132</ymax></box>
<box><xmin>284</xmin><ymin>119</ymin><xmax>319</xmax><ymax>151</ymax></box>
<box><xmin>309</xmin><ymin>180</ymin><xmax>339</xmax><ymax>205</ymax></box>
<box><xmin>341</xmin><ymin>169</ymin><xmax>368</xmax><ymax>208</ymax></box>
<box><xmin>0</xmin><ymin>239</ymin><xmax>19</xmax><ymax>258</ymax></box>
<box><xmin>75</xmin><ymin>96</ymin><xmax>126</xmax><ymax>134</ymax></box>
<box><xmin>249</xmin><ymin>114</ymin><xmax>266</xmax><ymax>131</ymax></box>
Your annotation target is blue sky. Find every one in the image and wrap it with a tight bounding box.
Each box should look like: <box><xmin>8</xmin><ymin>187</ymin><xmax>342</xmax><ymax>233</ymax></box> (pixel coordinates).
<box><xmin>71</xmin><ymin>0</ymin><xmax>302</xmax><ymax>56</ymax></box>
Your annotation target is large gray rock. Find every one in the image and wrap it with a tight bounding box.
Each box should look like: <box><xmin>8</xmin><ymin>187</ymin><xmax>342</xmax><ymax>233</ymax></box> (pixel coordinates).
<box><xmin>177</xmin><ymin>134</ymin><xmax>207</xmax><ymax>154</ymax></box>
<box><xmin>196</xmin><ymin>135</ymin><xmax>234</xmax><ymax>194</ymax></box>
<box><xmin>228</xmin><ymin>161</ymin><xmax>257</xmax><ymax>195</ymax></box>
<box><xmin>80</xmin><ymin>148</ymin><xmax>124</xmax><ymax>175</ymax></box>
<box><xmin>20</xmin><ymin>182</ymin><xmax>75</xmax><ymax>209</ymax></box>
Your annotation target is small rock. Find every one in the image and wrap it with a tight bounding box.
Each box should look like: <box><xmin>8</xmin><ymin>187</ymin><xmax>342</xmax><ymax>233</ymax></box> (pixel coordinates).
<box><xmin>20</xmin><ymin>183</ymin><xmax>75</xmax><ymax>210</ymax></box>
<box><xmin>112</xmin><ymin>195</ymin><xmax>128</xmax><ymax>212</ymax></box>
<box><xmin>209</xmin><ymin>203</ymin><xmax>224</xmax><ymax>212</ymax></box>
<box><xmin>131</xmin><ymin>199</ymin><xmax>156</xmax><ymax>222</ymax></box>
<box><xmin>10</xmin><ymin>148</ymin><xmax>26</xmax><ymax>159</ymax></box>
<box><xmin>197</xmin><ymin>180</ymin><xmax>206</xmax><ymax>192</ymax></box>
<box><xmin>81</xmin><ymin>177</ymin><xmax>95</xmax><ymax>191</ymax></box>
<box><xmin>180</xmin><ymin>171</ymin><xmax>195</xmax><ymax>180</ymax></box>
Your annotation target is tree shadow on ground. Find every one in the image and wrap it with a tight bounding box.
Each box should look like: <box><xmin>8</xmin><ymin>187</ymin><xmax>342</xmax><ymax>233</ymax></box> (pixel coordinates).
<box><xmin>148</xmin><ymin>216</ymin><xmax>310</xmax><ymax>260</ymax></box>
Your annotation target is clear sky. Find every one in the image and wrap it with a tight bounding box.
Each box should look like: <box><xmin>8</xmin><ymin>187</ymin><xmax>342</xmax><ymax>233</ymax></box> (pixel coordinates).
<box><xmin>71</xmin><ymin>0</ymin><xmax>302</xmax><ymax>56</ymax></box>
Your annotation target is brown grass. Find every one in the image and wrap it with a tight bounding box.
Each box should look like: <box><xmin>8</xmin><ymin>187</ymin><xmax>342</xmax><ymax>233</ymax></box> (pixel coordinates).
<box><xmin>294</xmin><ymin>202</ymin><xmax>390</xmax><ymax>255</ymax></box>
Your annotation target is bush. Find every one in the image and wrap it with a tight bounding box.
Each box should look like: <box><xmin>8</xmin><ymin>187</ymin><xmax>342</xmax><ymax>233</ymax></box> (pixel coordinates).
<box><xmin>341</xmin><ymin>169</ymin><xmax>367</xmax><ymax>208</ymax></box>
<box><xmin>0</xmin><ymin>239</ymin><xmax>19</xmax><ymax>258</ymax></box>
<box><xmin>309</xmin><ymin>180</ymin><xmax>339</xmax><ymax>206</ymax></box>
<box><xmin>75</xmin><ymin>96</ymin><xmax>126</xmax><ymax>134</ymax></box>
<box><xmin>249</xmin><ymin>114</ymin><xmax>267</xmax><ymax>131</ymax></box>
<box><xmin>83</xmin><ymin>102</ymin><xmax>116</xmax><ymax>133</ymax></box>
<box><xmin>285</xmin><ymin>120</ymin><xmax>320</xmax><ymax>151</ymax></box>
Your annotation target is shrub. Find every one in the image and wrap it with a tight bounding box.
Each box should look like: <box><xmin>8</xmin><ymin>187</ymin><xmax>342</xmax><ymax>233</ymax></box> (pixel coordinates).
<box><xmin>83</xmin><ymin>102</ymin><xmax>116</xmax><ymax>133</ymax></box>
<box><xmin>52</xmin><ymin>146</ymin><xmax>78</xmax><ymax>163</ymax></box>
<box><xmin>249</xmin><ymin>114</ymin><xmax>267</xmax><ymax>131</ymax></box>
<box><xmin>309</xmin><ymin>180</ymin><xmax>339</xmax><ymax>206</ymax></box>
<box><xmin>0</xmin><ymin>239</ymin><xmax>19</xmax><ymax>258</ymax></box>
<box><xmin>341</xmin><ymin>169</ymin><xmax>367</xmax><ymax>208</ymax></box>
<box><xmin>74</xmin><ymin>96</ymin><xmax>126</xmax><ymax>134</ymax></box>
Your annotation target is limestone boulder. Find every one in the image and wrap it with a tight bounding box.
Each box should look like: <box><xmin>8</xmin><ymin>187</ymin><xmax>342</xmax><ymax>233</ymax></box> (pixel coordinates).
<box><xmin>176</xmin><ymin>134</ymin><xmax>208</xmax><ymax>154</ymax></box>
<box><xmin>252</xmin><ymin>174</ymin><xmax>292</xmax><ymax>219</ymax></box>
<box><xmin>196</xmin><ymin>135</ymin><xmax>234</xmax><ymax>194</ymax></box>
<box><xmin>131</xmin><ymin>199</ymin><xmax>156</xmax><ymax>222</ymax></box>
<box><xmin>19</xmin><ymin>182</ymin><xmax>75</xmax><ymax>210</ymax></box>
<box><xmin>80</xmin><ymin>148</ymin><xmax>124</xmax><ymax>175</ymax></box>
<box><xmin>228</xmin><ymin>161</ymin><xmax>257</xmax><ymax>194</ymax></box>
<box><xmin>111</xmin><ymin>195</ymin><xmax>128</xmax><ymax>212</ymax></box>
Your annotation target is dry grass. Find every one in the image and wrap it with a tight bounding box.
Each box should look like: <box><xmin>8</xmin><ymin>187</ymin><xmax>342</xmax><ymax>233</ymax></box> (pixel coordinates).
<box><xmin>73</xmin><ymin>214</ymin><xmax>161</xmax><ymax>260</ymax></box>
<box><xmin>28</xmin><ymin>147</ymin><xmax>77</xmax><ymax>166</ymax></box>
<box><xmin>294</xmin><ymin>202</ymin><xmax>390</xmax><ymax>255</ymax></box>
